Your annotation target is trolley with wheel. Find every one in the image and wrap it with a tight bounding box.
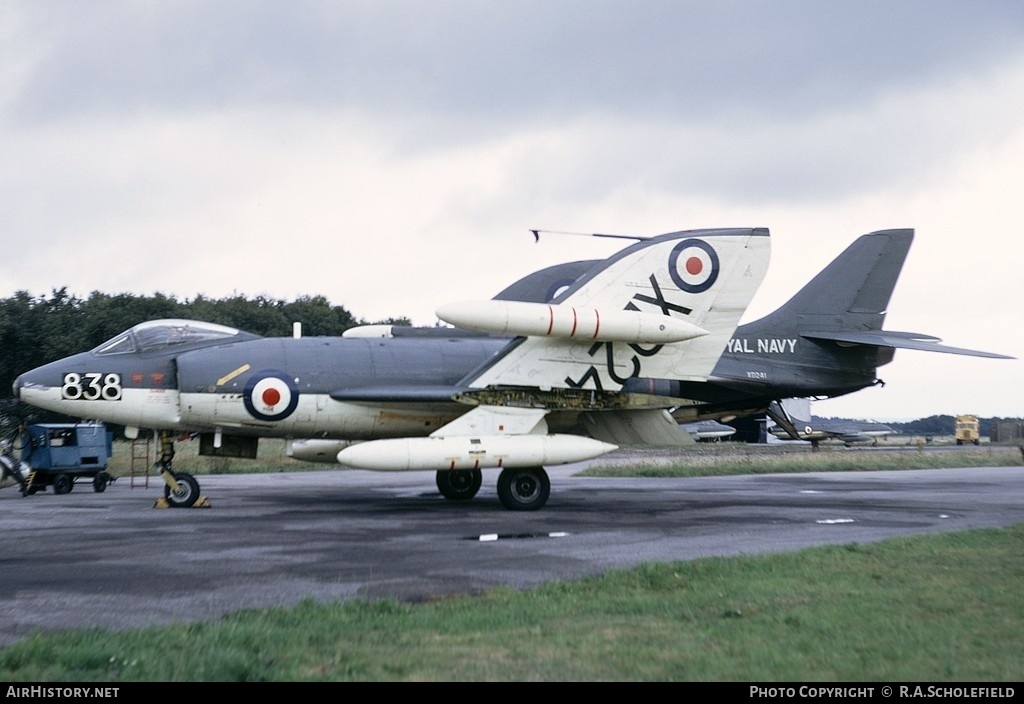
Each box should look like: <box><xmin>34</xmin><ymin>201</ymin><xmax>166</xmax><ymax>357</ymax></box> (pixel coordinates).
<box><xmin>4</xmin><ymin>423</ymin><xmax>115</xmax><ymax>496</ymax></box>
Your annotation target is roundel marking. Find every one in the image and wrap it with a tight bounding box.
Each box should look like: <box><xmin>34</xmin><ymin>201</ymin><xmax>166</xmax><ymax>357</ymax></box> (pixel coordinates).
<box><xmin>545</xmin><ymin>278</ymin><xmax>577</xmax><ymax>302</ymax></box>
<box><xmin>669</xmin><ymin>239</ymin><xmax>720</xmax><ymax>293</ymax></box>
<box><xmin>243</xmin><ymin>370</ymin><xmax>299</xmax><ymax>421</ymax></box>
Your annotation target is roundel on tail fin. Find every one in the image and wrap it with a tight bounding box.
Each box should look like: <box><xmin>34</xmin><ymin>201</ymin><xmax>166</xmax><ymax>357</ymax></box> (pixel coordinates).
<box><xmin>669</xmin><ymin>239</ymin><xmax>719</xmax><ymax>293</ymax></box>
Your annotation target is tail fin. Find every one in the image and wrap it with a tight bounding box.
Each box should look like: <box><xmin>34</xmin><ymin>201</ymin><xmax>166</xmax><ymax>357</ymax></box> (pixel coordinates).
<box><xmin>451</xmin><ymin>227</ymin><xmax>771</xmax><ymax>394</ymax></box>
<box><xmin>777</xmin><ymin>397</ymin><xmax>812</xmax><ymax>424</ymax></box>
<box><xmin>764</xmin><ymin>398</ymin><xmax>812</xmax><ymax>440</ymax></box>
<box><xmin>737</xmin><ymin>229</ymin><xmax>1011</xmax><ymax>359</ymax></box>
<box><xmin>718</xmin><ymin>229</ymin><xmax>1011</xmax><ymax>405</ymax></box>
<box><xmin>747</xmin><ymin>229</ymin><xmax>912</xmax><ymax>335</ymax></box>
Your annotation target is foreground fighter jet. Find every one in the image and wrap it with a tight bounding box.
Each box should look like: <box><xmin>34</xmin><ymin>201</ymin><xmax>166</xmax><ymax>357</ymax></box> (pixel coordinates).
<box><xmin>11</xmin><ymin>227</ymin><xmax>1009</xmax><ymax>510</ymax></box>
<box><xmin>12</xmin><ymin>228</ymin><xmax>769</xmax><ymax>509</ymax></box>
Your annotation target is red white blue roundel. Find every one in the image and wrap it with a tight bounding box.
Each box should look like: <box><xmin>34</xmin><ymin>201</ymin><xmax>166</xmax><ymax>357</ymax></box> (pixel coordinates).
<box><xmin>669</xmin><ymin>239</ymin><xmax>720</xmax><ymax>293</ymax></box>
<box><xmin>243</xmin><ymin>371</ymin><xmax>299</xmax><ymax>421</ymax></box>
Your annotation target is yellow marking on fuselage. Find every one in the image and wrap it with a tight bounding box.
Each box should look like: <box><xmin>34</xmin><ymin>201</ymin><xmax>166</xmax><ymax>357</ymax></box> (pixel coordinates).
<box><xmin>217</xmin><ymin>364</ymin><xmax>251</xmax><ymax>387</ymax></box>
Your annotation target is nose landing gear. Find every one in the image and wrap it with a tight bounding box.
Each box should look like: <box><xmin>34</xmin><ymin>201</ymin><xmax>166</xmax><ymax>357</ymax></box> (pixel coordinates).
<box><xmin>153</xmin><ymin>431</ymin><xmax>210</xmax><ymax>508</ymax></box>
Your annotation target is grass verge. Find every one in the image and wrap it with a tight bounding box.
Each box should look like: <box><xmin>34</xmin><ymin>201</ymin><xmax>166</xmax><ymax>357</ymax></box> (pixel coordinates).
<box><xmin>1</xmin><ymin>525</ymin><xmax>1021</xmax><ymax>681</ymax></box>
<box><xmin>91</xmin><ymin>438</ymin><xmax>1024</xmax><ymax>480</ymax></box>
<box><xmin>580</xmin><ymin>444</ymin><xmax>1024</xmax><ymax>477</ymax></box>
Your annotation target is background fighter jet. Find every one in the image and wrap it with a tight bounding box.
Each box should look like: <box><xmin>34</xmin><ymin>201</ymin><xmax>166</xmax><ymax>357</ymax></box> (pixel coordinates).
<box><xmin>766</xmin><ymin>398</ymin><xmax>896</xmax><ymax>447</ymax></box>
<box><xmin>11</xmin><ymin>227</ymin><xmax>1010</xmax><ymax>510</ymax></box>
<box><xmin>682</xmin><ymin>419</ymin><xmax>737</xmax><ymax>442</ymax></box>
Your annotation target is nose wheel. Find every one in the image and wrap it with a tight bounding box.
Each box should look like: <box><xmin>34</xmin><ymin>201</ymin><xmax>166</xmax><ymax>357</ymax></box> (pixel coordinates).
<box><xmin>163</xmin><ymin>471</ymin><xmax>200</xmax><ymax>507</ymax></box>
<box><xmin>155</xmin><ymin>431</ymin><xmax>209</xmax><ymax>508</ymax></box>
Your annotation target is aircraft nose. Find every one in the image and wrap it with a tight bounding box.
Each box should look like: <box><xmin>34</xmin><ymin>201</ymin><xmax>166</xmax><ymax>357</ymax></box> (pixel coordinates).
<box><xmin>12</xmin><ymin>368</ymin><xmax>44</xmax><ymax>400</ymax></box>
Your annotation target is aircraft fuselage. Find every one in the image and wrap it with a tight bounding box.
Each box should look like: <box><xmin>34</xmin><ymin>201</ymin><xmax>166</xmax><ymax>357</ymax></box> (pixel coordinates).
<box><xmin>13</xmin><ymin>318</ymin><xmax>885</xmax><ymax>441</ymax></box>
<box><xmin>14</xmin><ymin>323</ymin><xmax>505</xmax><ymax>439</ymax></box>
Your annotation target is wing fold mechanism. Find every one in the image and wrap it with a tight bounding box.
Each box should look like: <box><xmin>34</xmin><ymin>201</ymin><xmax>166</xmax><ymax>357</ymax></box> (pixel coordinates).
<box><xmin>457</xmin><ymin>228</ymin><xmax>772</xmax><ymax>393</ymax></box>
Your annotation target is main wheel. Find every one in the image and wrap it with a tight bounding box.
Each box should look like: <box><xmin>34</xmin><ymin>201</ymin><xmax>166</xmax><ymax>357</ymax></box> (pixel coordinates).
<box><xmin>497</xmin><ymin>466</ymin><xmax>550</xmax><ymax>511</ymax></box>
<box><xmin>436</xmin><ymin>469</ymin><xmax>482</xmax><ymax>501</ymax></box>
<box><xmin>164</xmin><ymin>472</ymin><xmax>200</xmax><ymax>508</ymax></box>
<box><xmin>52</xmin><ymin>474</ymin><xmax>73</xmax><ymax>495</ymax></box>
<box><xmin>92</xmin><ymin>472</ymin><xmax>111</xmax><ymax>493</ymax></box>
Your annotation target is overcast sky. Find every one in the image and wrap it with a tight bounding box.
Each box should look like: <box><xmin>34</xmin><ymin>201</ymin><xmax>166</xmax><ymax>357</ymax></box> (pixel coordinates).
<box><xmin>2</xmin><ymin>1</ymin><xmax>1022</xmax><ymax>420</ymax></box>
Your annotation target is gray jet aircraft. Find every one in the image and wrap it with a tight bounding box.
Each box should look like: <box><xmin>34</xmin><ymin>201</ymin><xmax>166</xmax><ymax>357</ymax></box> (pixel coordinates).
<box><xmin>10</xmin><ymin>227</ymin><xmax>1011</xmax><ymax>510</ymax></box>
<box><xmin>682</xmin><ymin>419</ymin><xmax>737</xmax><ymax>441</ymax></box>
<box><xmin>766</xmin><ymin>398</ymin><xmax>896</xmax><ymax>447</ymax></box>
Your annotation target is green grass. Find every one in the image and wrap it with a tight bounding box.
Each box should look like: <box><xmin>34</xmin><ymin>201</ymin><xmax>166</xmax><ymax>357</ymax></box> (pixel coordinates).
<box><xmin>1</xmin><ymin>526</ymin><xmax>1022</xmax><ymax>681</ymax></box>
<box><xmin>581</xmin><ymin>443</ymin><xmax>1024</xmax><ymax>478</ymax></box>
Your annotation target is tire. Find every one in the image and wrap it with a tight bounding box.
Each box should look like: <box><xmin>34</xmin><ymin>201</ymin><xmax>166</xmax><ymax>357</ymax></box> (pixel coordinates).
<box><xmin>436</xmin><ymin>469</ymin><xmax>482</xmax><ymax>501</ymax></box>
<box><xmin>52</xmin><ymin>474</ymin><xmax>73</xmax><ymax>495</ymax></box>
<box><xmin>497</xmin><ymin>466</ymin><xmax>550</xmax><ymax>511</ymax></box>
<box><xmin>93</xmin><ymin>472</ymin><xmax>110</xmax><ymax>493</ymax></box>
<box><xmin>8</xmin><ymin>429</ymin><xmax>28</xmax><ymax>453</ymax></box>
<box><xmin>0</xmin><ymin>455</ymin><xmax>17</xmax><ymax>483</ymax></box>
<box><xmin>163</xmin><ymin>472</ymin><xmax>200</xmax><ymax>508</ymax></box>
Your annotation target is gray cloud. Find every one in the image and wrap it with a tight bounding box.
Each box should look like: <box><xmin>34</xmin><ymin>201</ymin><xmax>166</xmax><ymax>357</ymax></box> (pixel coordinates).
<box><xmin>9</xmin><ymin>1</ymin><xmax>1024</xmax><ymax>130</ymax></box>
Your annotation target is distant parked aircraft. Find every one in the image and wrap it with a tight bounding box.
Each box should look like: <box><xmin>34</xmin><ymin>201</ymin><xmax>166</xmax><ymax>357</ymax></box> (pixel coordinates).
<box><xmin>683</xmin><ymin>419</ymin><xmax>736</xmax><ymax>441</ymax></box>
<box><xmin>767</xmin><ymin>399</ymin><xmax>896</xmax><ymax>447</ymax></box>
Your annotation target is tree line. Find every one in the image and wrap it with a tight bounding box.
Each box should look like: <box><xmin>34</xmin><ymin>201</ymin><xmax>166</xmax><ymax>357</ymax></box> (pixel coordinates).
<box><xmin>884</xmin><ymin>415</ymin><xmax>1016</xmax><ymax>440</ymax></box>
<box><xmin>0</xmin><ymin>288</ymin><xmax>408</xmax><ymax>430</ymax></box>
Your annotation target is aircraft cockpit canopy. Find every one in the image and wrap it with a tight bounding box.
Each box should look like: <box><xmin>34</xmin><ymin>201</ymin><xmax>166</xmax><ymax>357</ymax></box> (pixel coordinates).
<box><xmin>92</xmin><ymin>319</ymin><xmax>257</xmax><ymax>356</ymax></box>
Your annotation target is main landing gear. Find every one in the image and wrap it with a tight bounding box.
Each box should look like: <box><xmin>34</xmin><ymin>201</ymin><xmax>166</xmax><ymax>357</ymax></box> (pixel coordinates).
<box><xmin>154</xmin><ymin>431</ymin><xmax>207</xmax><ymax>508</ymax></box>
<box><xmin>435</xmin><ymin>468</ymin><xmax>483</xmax><ymax>501</ymax></box>
<box><xmin>434</xmin><ymin>466</ymin><xmax>550</xmax><ymax>511</ymax></box>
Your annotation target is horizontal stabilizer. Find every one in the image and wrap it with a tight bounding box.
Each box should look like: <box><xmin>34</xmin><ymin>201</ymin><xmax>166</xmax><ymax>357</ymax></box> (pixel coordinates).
<box><xmin>802</xmin><ymin>330</ymin><xmax>1014</xmax><ymax>359</ymax></box>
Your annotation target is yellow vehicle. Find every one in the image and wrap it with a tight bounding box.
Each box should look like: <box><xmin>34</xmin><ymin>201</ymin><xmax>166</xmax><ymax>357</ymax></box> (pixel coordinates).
<box><xmin>955</xmin><ymin>415</ymin><xmax>980</xmax><ymax>446</ymax></box>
